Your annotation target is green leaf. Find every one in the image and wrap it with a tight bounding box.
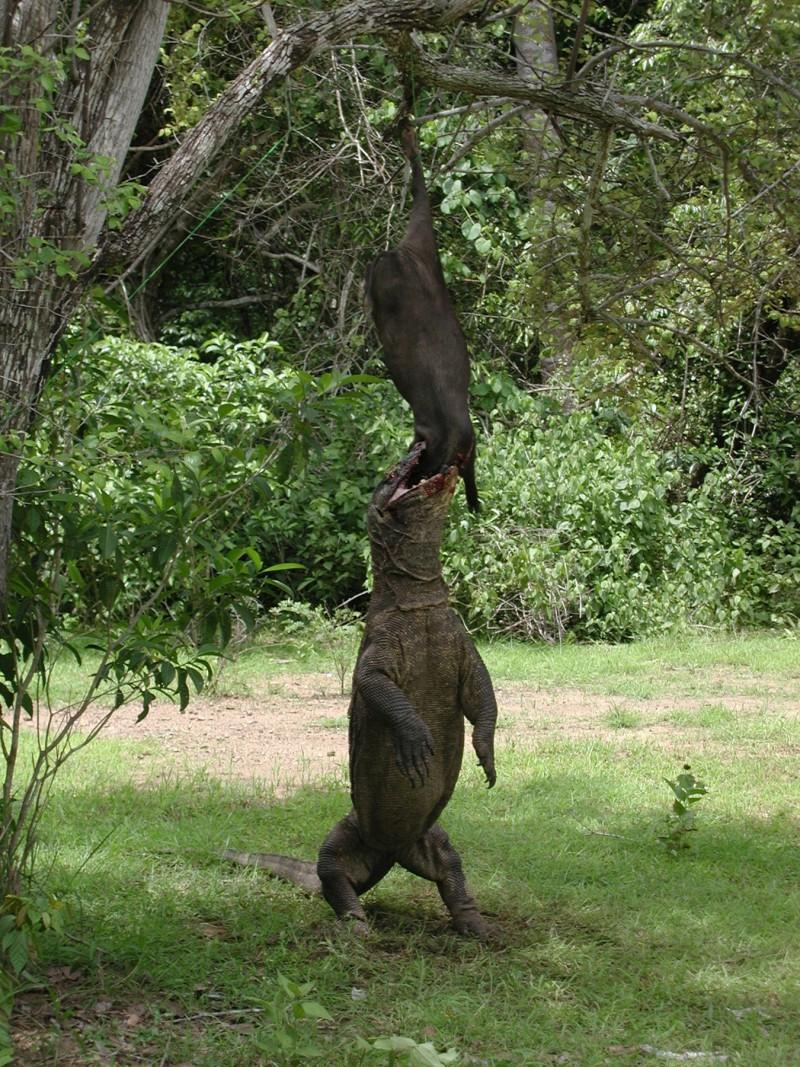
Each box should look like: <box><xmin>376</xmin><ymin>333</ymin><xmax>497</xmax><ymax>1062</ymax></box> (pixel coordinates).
<box><xmin>0</xmin><ymin>108</ymin><xmax>22</xmax><ymax>136</ymax></box>
<box><xmin>0</xmin><ymin>654</ymin><xmax>15</xmax><ymax>684</ymax></box>
<box><xmin>99</xmin><ymin>525</ymin><xmax>117</xmax><ymax>560</ymax></box>
<box><xmin>277</xmin><ymin>974</ymin><xmax>303</xmax><ymax>998</ymax></box>
<box><xmin>186</xmin><ymin>666</ymin><xmax>205</xmax><ymax>692</ymax></box>
<box><xmin>177</xmin><ymin>668</ymin><xmax>190</xmax><ymax>711</ymax></box>
<box><xmin>410</xmin><ymin>1044</ymin><xmax>456</xmax><ymax>1067</ymax></box>
<box><xmin>4</xmin><ymin>931</ymin><xmax>29</xmax><ymax>975</ymax></box>
<box><xmin>275</xmin><ymin>441</ymin><xmax>297</xmax><ymax>482</ymax></box>
<box><xmin>154</xmin><ymin>533</ymin><xmax>179</xmax><ymax>567</ymax></box>
<box><xmin>374</xmin><ymin>1036</ymin><xmax>418</xmax><ymax>1052</ymax></box>
<box><xmin>297</xmin><ymin>1000</ymin><xmax>333</xmax><ymax>1021</ymax></box>
<box><xmin>98</xmin><ymin>575</ymin><xmax>120</xmax><ymax>610</ymax></box>
<box><xmin>170</xmin><ymin>473</ymin><xmax>184</xmax><ymax>506</ymax></box>
<box><xmin>158</xmin><ymin>661</ymin><xmax>176</xmax><ymax>686</ymax></box>
<box><xmin>137</xmin><ymin>691</ymin><xmax>155</xmax><ymax>722</ymax></box>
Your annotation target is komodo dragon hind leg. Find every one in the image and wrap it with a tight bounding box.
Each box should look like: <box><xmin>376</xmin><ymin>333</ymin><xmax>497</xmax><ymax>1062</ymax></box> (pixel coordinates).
<box><xmin>396</xmin><ymin>824</ymin><xmax>490</xmax><ymax>939</ymax></box>
<box><xmin>316</xmin><ymin>811</ymin><xmax>393</xmax><ymax>932</ymax></box>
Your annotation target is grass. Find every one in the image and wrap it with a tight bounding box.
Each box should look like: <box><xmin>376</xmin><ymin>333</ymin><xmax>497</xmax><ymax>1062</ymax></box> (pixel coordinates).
<box><xmin>479</xmin><ymin>630</ymin><xmax>800</xmax><ymax>700</ymax></box>
<box><xmin>604</xmin><ymin>704</ymin><xmax>642</xmax><ymax>729</ymax></box>
<box><xmin>45</xmin><ymin>627</ymin><xmax>799</xmax><ymax>712</ymax></box>
<box><xmin>14</xmin><ymin>631</ymin><xmax>800</xmax><ymax>1065</ymax></box>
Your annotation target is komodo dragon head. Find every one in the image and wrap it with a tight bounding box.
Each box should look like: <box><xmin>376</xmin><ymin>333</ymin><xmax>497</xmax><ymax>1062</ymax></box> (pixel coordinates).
<box><xmin>366</xmin><ymin>443</ymin><xmax>458</xmax><ymax>613</ymax></box>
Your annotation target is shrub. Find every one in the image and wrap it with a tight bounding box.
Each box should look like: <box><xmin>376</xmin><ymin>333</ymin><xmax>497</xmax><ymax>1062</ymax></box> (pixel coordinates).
<box><xmin>443</xmin><ymin>401</ymin><xmax>798</xmax><ymax>640</ymax></box>
<box><xmin>24</xmin><ymin>338</ymin><xmax>798</xmax><ymax>642</ymax></box>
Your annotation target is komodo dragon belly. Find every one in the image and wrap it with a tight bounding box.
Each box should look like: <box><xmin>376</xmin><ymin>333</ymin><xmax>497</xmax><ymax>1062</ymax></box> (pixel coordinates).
<box><xmin>349</xmin><ymin>608</ymin><xmax>466</xmax><ymax>853</ymax></box>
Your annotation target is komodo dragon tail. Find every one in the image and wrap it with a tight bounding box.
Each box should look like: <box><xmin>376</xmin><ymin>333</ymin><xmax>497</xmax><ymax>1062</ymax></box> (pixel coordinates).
<box><xmin>221</xmin><ymin>849</ymin><xmax>321</xmax><ymax>893</ymax></box>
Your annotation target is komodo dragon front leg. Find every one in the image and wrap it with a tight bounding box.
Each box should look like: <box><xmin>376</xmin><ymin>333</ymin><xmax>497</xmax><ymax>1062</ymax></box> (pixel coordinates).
<box><xmin>355</xmin><ymin>637</ymin><xmax>435</xmax><ymax>789</ymax></box>
<box><xmin>459</xmin><ymin>639</ymin><xmax>498</xmax><ymax>789</ymax></box>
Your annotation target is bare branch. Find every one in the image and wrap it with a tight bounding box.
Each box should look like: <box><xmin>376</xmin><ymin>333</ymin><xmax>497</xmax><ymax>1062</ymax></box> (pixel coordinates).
<box><xmin>641</xmin><ymin>138</ymin><xmax>671</xmax><ymax>201</ymax></box>
<box><xmin>442</xmin><ymin>103</ymin><xmax>527</xmax><ymax>170</ymax></box>
<box><xmin>396</xmin><ymin>34</ymin><xmax>684</xmax><ymax>143</ymax></box>
<box><xmin>99</xmin><ymin>0</ymin><xmax>493</xmax><ymax>275</ymax></box>
<box><xmin>260</xmin><ymin>2</ymin><xmax>279</xmax><ymax>37</ymax></box>
<box><xmin>263</xmin><ymin>249</ymin><xmax>321</xmax><ymax>273</ymax></box>
<box><xmin>564</xmin><ymin>0</ymin><xmax>590</xmax><ymax>85</ymax></box>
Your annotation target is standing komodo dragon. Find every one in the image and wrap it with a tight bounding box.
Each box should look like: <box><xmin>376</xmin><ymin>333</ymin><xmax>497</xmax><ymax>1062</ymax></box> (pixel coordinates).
<box><xmin>224</xmin><ymin>445</ymin><xmax>498</xmax><ymax>937</ymax></box>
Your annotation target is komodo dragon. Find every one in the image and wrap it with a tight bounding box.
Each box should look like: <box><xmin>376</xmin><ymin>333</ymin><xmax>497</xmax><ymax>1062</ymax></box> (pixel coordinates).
<box><xmin>224</xmin><ymin>444</ymin><xmax>497</xmax><ymax>937</ymax></box>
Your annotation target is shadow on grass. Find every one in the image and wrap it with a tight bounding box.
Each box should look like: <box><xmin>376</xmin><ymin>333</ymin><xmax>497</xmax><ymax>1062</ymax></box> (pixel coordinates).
<box><xmin>19</xmin><ymin>743</ymin><xmax>800</xmax><ymax>1066</ymax></box>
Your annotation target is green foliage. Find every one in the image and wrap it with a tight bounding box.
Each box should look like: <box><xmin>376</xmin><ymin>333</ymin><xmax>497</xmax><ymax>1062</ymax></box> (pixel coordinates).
<box><xmin>27</xmin><ymin>333</ymin><xmax>797</xmax><ymax>643</ymax></box>
<box><xmin>443</xmin><ymin>397</ymin><xmax>797</xmax><ymax>640</ymax></box>
<box><xmin>250</xmin><ymin>975</ymin><xmax>333</xmax><ymax>1062</ymax></box>
<box><xmin>0</xmin><ymin>891</ymin><xmax>66</xmax><ymax>1063</ymax></box>
<box><xmin>268</xmin><ymin>599</ymin><xmax>362</xmax><ymax>693</ymax></box>
<box><xmin>659</xmin><ymin>764</ymin><xmax>710</xmax><ymax>855</ymax></box>
<box><xmin>250</xmin><ymin>976</ymin><xmax>461</xmax><ymax>1064</ymax></box>
<box><xmin>17</xmin><ymin>332</ymin><xmax>378</xmax><ymax>631</ymax></box>
<box><xmin>359</xmin><ymin>1035</ymin><xmax>460</xmax><ymax>1065</ymax></box>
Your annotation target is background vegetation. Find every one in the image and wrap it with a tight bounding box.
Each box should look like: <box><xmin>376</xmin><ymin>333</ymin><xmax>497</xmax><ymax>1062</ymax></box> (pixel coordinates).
<box><xmin>2</xmin><ymin>0</ymin><xmax>799</xmax><ymax>1059</ymax></box>
<box><xmin>13</xmin><ymin>0</ymin><xmax>798</xmax><ymax>647</ymax></box>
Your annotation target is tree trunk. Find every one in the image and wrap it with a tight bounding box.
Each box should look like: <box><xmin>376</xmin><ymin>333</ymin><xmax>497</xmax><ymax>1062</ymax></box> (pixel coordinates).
<box><xmin>0</xmin><ymin>0</ymin><xmax>168</xmax><ymax>609</ymax></box>
<box><xmin>513</xmin><ymin>1</ymin><xmax>575</xmax><ymax>407</ymax></box>
<box><xmin>514</xmin><ymin>0</ymin><xmax>559</xmax><ymax>171</ymax></box>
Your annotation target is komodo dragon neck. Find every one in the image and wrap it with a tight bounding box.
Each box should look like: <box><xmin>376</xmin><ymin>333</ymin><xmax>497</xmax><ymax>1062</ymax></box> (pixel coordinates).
<box><xmin>366</xmin><ymin>448</ymin><xmax>456</xmax><ymax>614</ymax></box>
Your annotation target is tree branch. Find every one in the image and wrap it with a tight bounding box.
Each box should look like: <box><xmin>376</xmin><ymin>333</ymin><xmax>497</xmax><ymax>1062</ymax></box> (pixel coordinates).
<box><xmin>396</xmin><ymin>34</ymin><xmax>684</xmax><ymax>143</ymax></box>
<box><xmin>442</xmin><ymin>103</ymin><xmax>527</xmax><ymax>170</ymax></box>
<box><xmin>98</xmin><ymin>0</ymin><xmax>492</xmax><ymax>275</ymax></box>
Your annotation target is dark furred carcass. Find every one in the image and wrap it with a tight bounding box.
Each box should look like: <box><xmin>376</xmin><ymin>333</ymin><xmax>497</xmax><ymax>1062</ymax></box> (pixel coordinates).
<box><xmin>365</xmin><ymin>121</ymin><xmax>480</xmax><ymax>513</ymax></box>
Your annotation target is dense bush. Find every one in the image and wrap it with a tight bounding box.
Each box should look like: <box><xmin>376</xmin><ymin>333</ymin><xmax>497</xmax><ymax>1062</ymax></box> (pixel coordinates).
<box><xmin>21</xmin><ymin>337</ymin><xmax>798</xmax><ymax>642</ymax></box>
<box><xmin>17</xmin><ymin>334</ymin><xmax>406</xmax><ymax>632</ymax></box>
<box><xmin>445</xmin><ymin>403</ymin><xmax>798</xmax><ymax>640</ymax></box>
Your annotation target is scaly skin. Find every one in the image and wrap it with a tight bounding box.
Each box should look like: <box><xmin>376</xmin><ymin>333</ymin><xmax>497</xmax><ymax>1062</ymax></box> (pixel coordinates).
<box><xmin>224</xmin><ymin>446</ymin><xmax>497</xmax><ymax>937</ymax></box>
<box><xmin>317</xmin><ymin>449</ymin><xmax>497</xmax><ymax>937</ymax></box>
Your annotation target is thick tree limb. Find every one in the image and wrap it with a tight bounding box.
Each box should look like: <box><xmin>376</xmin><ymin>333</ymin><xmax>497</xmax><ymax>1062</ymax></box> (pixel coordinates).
<box><xmin>397</xmin><ymin>37</ymin><xmax>683</xmax><ymax>143</ymax></box>
<box><xmin>99</xmin><ymin>0</ymin><xmax>491</xmax><ymax>274</ymax></box>
<box><xmin>100</xmin><ymin>0</ymin><xmax>700</xmax><ymax>279</ymax></box>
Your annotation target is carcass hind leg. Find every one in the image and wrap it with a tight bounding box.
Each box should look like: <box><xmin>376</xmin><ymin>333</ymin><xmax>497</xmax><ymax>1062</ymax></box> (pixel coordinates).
<box><xmin>396</xmin><ymin>823</ymin><xmax>489</xmax><ymax>938</ymax></box>
<box><xmin>317</xmin><ymin>810</ymin><xmax>393</xmax><ymax>932</ymax></box>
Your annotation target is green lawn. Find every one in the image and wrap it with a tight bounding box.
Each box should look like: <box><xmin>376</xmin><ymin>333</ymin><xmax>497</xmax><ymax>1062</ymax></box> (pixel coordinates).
<box><xmin>15</xmin><ymin>631</ymin><xmax>800</xmax><ymax>1065</ymax></box>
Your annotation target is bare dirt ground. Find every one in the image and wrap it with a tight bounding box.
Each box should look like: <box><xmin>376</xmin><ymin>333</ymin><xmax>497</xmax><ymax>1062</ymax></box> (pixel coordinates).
<box><xmin>75</xmin><ymin>670</ymin><xmax>800</xmax><ymax>791</ymax></box>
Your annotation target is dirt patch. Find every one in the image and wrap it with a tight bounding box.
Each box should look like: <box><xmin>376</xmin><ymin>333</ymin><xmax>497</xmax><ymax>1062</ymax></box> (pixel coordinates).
<box><xmin>75</xmin><ymin>672</ymin><xmax>352</xmax><ymax>793</ymax></box>
<box><xmin>65</xmin><ymin>673</ymin><xmax>800</xmax><ymax>791</ymax></box>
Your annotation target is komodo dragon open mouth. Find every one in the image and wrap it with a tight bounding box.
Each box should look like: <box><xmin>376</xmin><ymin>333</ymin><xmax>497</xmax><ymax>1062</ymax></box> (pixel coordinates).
<box><xmin>377</xmin><ymin>442</ymin><xmax>459</xmax><ymax>510</ymax></box>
